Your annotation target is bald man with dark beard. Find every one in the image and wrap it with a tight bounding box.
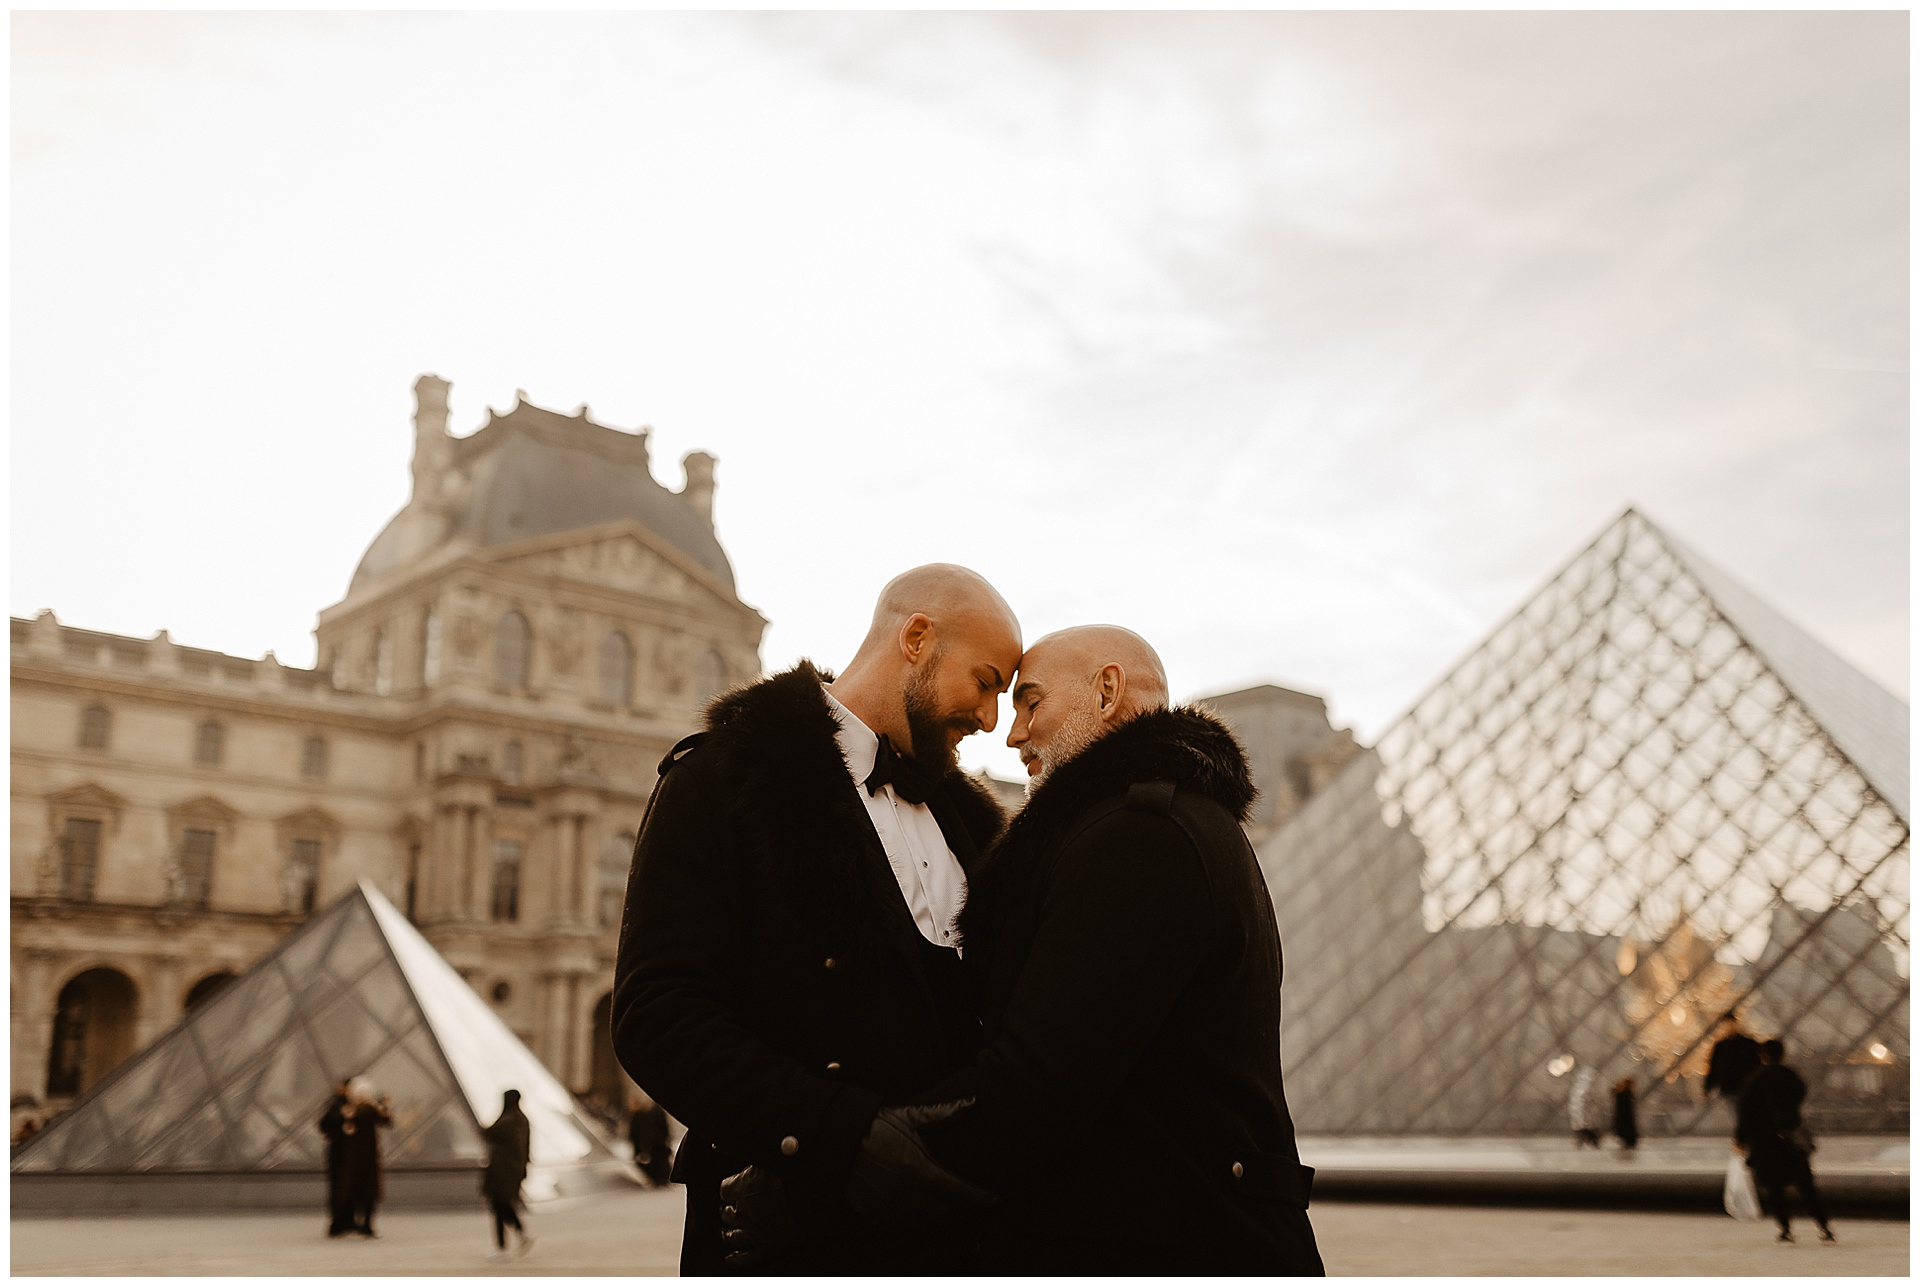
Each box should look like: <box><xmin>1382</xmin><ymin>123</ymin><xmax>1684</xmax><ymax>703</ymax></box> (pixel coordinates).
<box><xmin>612</xmin><ymin>565</ymin><xmax>1020</xmax><ymax>1276</ymax></box>
<box><xmin>918</xmin><ymin>626</ymin><xmax>1323</xmax><ymax>1273</ymax></box>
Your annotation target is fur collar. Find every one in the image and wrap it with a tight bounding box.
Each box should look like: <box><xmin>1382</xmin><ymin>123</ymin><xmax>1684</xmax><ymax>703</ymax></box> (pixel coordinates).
<box><xmin>697</xmin><ymin>660</ymin><xmax>1006</xmax><ymax>953</ymax></box>
<box><xmin>957</xmin><ymin>704</ymin><xmax>1255</xmax><ymax>951</ymax></box>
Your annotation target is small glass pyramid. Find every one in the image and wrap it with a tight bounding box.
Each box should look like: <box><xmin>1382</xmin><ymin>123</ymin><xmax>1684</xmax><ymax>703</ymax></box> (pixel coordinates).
<box><xmin>1260</xmin><ymin>509</ymin><xmax>1909</xmax><ymax>1136</ymax></box>
<box><xmin>14</xmin><ymin>881</ymin><xmax>624</xmax><ymax>1196</ymax></box>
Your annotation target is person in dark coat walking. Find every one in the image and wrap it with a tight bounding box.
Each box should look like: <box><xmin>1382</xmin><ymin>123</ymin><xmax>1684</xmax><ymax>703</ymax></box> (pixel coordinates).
<box><xmin>1736</xmin><ymin>1039</ymin><xmax>1834</xmax><ymax>1243</ymax></box>
<box><xmin>1704</xmin><ymin>1017</ymin><xmax>1763</xmax><ymax>1103</ymax></box>
<box><xmin>628</xmin><ymin>1096</ymin><xmax>674</xmax><ymax>1188</ymax></box>
<box><xmin>317</xmin><ymin>1079</ymin><xmax>353</xmax><ymax>1236</ymax></box>
<box><xmin>612</xmin><ymin>565</ymin><xmax>1021</xmax><ymax>1275</ymax></box>
<box><xmin>1611</xmin><ymin>1078</ymin><xmax>1639</xmax><ymax>1151</ymax></box>
<box><xmin>482</xmin><ymin>1090</ymin><xmax>534</xmax><ymax>1260</ymax></box>
<box><xmin>339</xmin><ymin>1081</ymin><xmax>393</xmax><ymax>1237</ymax></box>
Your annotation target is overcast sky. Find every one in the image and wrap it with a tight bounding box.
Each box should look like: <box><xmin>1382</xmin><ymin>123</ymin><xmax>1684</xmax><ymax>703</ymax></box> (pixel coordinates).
<box><xmin>11</xmin><ymin>12</ymin><xmax>1908</xmax><ymax>779</ymax></box>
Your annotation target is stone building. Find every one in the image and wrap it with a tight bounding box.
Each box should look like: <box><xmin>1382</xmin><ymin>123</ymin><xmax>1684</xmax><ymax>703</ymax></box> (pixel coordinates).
<box><xmin>1197</xmin><ymin>683</ymin><xmax>1362</xmax><ymax>848</ymax></box>
<box><xmin>10</xmin><ymin>376</ymin><xmax>766</xmax><ymax>1136</ymax></box>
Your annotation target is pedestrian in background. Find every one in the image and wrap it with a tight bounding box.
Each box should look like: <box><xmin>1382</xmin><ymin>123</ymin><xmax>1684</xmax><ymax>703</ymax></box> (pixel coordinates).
<box><xmin>1736</xmin><ymin>1039</ymin><xmax>1834</xmax><ymax>1244</ymax></box>
<box><xmin>483</xmin><ymin>1089</ymin><xmax>534</xmax><ymax>1260</ymax></box>
<box><xmin>340</xmin><ymin>1080</ymin><xmax>392</xmax><ymax>1237</ymax></box>
<box><xmin>1705</xmin><ymin>1016</ymin><xmax>1763</xmax><ymax>1104</ymax></box>
<box><xmin>317</xmin><ymin>1078</ymin><xmax>353</xmax><ymax>1237</ymax></box>
<box><xmin>1611</xmin><ymin>1078</ymin><xmax>1639</xmax><ymax>1151</ymax></box>
<box><xmin>627</xmin><ymin>1095</ymin><xmax>673</xmax><ymax>1188</ymax></box>
<box><xmin>1568</xmin><ymin>1066</ymin><xmax>1601</xmax><ymax>1148</ymax></box>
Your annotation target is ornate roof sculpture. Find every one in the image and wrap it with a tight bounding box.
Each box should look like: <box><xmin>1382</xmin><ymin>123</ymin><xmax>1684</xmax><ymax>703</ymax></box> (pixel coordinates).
<box><xmin>1262</xmin><ymin>508</ymin><xmax>1909</xmax><ymax>1136</ymax></box>
<box><xmin>349</xmin><ymin>376</ymin><xmax>733</xmax><ymax>598</ymax></box>
<box><xmin>13</xmin><ymin>881</ymin><xmax>633</xmax><ymax>1206</ymax></box>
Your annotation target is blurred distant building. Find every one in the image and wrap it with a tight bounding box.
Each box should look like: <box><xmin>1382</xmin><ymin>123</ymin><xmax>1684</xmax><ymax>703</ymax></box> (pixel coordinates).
<box><xmin>10</xmin><ymin>376</ymin><xmax>765</xmax><ymax>1136</ymax></box>
<box><xmin>1197</xmin><ymin>684</ymin><xmax>1362</xmax><ymax>848</ymax></box>
<box><xmin>1262</xmin><ymin>509</ymin><xmax>1910</xmax><ymax>1137</ymax></box>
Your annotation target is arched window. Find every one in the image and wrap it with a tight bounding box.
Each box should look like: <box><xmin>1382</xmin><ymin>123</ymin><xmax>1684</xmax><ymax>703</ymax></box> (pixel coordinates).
<box><xmin>45</xmin><ymin>968</ymin><xmax>139</xmax><ymax>1098</ymax></box>
<box><xmin>599</xmin><ymin>631</ymin><xmax>634</xmax><ymax>706</ymax></box>
<box><xmin>421</xmin><ymin>609</ymin><xmax>442</xmax><ymax>686</ymax></box>
<box><xmin>501</xmin><ymin>740</ymin><xmax>524</xmax><ymax>784</ymax></box>
<box><xmin>695</xmin><ymin>648</ymin><xmax>727</xmax><ymax>703</ymax></box>
<box><xmin>494</xmin><ymin>611</ymin><xmax>531</xmax><ymax>691</ymax></box>
<box><xmin>373</xmin><ymin>630</ymin><xmax>394</xmax><ymax>696</ymax></box>
<box><xmin>184</xmin><ymin>972</ymin><xmax>236</xmax><ymax>1014</ymax></box>
<box><xmin>300</xmin><ymin>736</ymin><xmax>328</xmax><ymax>781</ymax></box>
<box><xmin>78</xmin><ymin>705</ymin><xmax>111</xmax><ymax>751</ymax></box>
<box><xmin>193</xmin><ymin>719</ymin><xmax>225</xmax><ymax>766</ymax></box>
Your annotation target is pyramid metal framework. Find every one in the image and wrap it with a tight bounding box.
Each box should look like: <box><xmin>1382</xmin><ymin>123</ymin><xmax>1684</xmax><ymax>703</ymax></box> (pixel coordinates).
<box><xmin>1260</xmin><ymin>509</ymin><xmax>1909</xmax><ymax>1137</ymax></box>
<box><xmin>14</xmin><ymin>882</ymin><xmax>628</xmax><ymax>1200</ymax></box>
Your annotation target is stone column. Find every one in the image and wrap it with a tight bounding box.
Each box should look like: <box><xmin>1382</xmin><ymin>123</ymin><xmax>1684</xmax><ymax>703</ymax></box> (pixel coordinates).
<box><xmin>539</xmin><ymin>973</ymin><xmax>570</xmax><ymax>1078</ymax></box>
<box><xmin>477</xmin><ymin>808</ymin><xmax>498</xmax><ymax>922</ymax></box>
<box><xmin>15</xmin><ymin>950</ymin><xmax>61</xmax><ymax>1105</ymax></box>
<box><xmin>546</xmin><ymin>814</ymin><xmax>573</xmax><ymax>926</ymax></box>
<box><xmin>565</xmin><ymin>972</ymin><xmax>588</xmax><ymax>1091</ymax></box>
<box><xmin>431</xmin><ymin>804</ymin><xmax>457</xmax><ymax>921</ymax></box>
<box><xmin>573</xmin><ymin>814</ymin><xmax>597</xmax><ymax>924</ymax></box>
<box><xmin>459</xmin><ymin>806</ymin><xmax>478</xmax><ymax>920</ymax></box>
<box><xmin>141</xmin><ymin>957</ymin><xmax>186</xmax><ymax>1050</ymax></box>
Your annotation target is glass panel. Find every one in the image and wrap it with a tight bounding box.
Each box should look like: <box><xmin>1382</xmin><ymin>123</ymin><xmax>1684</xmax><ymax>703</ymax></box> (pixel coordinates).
<box><xmin>270</xmin><ymin>898</ymin><xmax>345</xmax><ymax>985</ymax></box>
<box><xmin>360</xmin><ymin>1030</ymin><xmax>478</xmax><ymax>1163</ymax></box>
<box><xmin>304</xmin><ymin>991</ymin><xmax>394</xmax><ymax>1085</ymax></box>
<box><xmin>191</xmin><ymin>965</ymin><xmax>296</xmax><ymax>1085</ymax></box>
<box><xmin>1262</xmin><ymin>511</ymin><xmax>1909</xmax><ymax>1137</ymax></box>
<box><xmin>155</xmin><ymin>1097</ymin><xmax>242</xmax><ymax>1171</ymax></box>
<box><xmin>317</xmin><ymin>903</ymin><xmax>389</xmax><ymax>988</ymax></box>
<box><xmin>351</xmin><ymin>957</ymin><xmax>419</xmax><ymax>1040</ymax></box>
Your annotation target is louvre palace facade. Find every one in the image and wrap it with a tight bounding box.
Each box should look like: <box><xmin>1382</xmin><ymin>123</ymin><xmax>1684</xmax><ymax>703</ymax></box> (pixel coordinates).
<box><xmin>10</xmin><ymin>376</ymin><xmax>766</xmax><ymax>1135</ymax></box>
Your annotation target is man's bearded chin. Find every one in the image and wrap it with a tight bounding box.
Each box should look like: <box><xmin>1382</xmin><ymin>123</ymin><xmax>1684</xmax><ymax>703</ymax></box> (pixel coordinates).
<box><xmin>1027</xmin><ymin>701</ymin><xmax>1103</xmax><ymax>794</ymax></box>
<box><xmin>902</xmin><ymin>664</ymin><xmax>963</xmax><ymax>776</ymax></box>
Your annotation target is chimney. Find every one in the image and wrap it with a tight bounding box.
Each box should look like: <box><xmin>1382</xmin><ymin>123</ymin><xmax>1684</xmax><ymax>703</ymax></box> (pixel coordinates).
<box><xmin>410</xmin><ymin>374</ymin><xmax>452</xmax><ymax>496</ymax></box>
<box><xmin>680</xmin><ymin>451</ymin><xmax>716</xmax><ymax>523</ymax></box>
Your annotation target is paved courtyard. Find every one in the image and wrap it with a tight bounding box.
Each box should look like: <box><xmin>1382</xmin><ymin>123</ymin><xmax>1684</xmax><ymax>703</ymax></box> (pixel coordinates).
<box><xmin>10</xmin><ymin>1186</ymin><xmax>1908</xmax><ymax>1276</ymax></box>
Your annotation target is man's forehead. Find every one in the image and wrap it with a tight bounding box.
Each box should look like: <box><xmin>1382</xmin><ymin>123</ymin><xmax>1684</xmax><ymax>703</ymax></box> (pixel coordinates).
<box><xmin>1012</xmin><ymin>646</ymin><xmax>1069</xmax><ymax>693</ymax></box>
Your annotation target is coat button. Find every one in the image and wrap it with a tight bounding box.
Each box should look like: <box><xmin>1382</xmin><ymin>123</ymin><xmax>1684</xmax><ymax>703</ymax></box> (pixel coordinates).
<box><xmin>825</xmin><ymin>1062</ymin><xmax>841</xmax><ymax>1073</ymax></box>
<box><xmin>1231</xmin><ymin>1161</ymin><xmax>1244</xmax><ymax>1179</ymax></box>
<box><xmin>823</xmin><ymin>957</ymin><xmax>838</xmax><ymax>971</ymax></box>
<box><xmin>780</xmin><ymin>1136</ymin><xmax>799</xmax><ymax>1157</ymax></box>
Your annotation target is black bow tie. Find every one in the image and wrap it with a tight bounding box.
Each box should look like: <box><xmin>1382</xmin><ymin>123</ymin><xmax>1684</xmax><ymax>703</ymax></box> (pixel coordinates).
<box><xmin>865</xmin><ymin>734</ymin><xmax>938</xmax><ymax>806</ymax></box>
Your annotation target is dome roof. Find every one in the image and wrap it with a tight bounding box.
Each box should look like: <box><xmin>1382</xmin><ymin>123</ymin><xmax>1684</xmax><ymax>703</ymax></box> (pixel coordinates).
<box><xmin>348</xmin><ymin>397</ymin><xmax>735</xmax><ymax>598</ymax></box>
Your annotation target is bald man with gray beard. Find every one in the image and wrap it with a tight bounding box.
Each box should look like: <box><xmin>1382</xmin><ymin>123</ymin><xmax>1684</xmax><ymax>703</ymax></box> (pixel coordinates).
<box><xmin>916</xmin><ymin>626</ymin><xmax>1323</xmax><ymax>1273</ymax></box>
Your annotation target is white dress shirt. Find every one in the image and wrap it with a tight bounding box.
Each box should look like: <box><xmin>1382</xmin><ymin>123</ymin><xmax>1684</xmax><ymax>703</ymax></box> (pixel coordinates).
<box><xmin>822</xmin><ymin>686</ymin><xmax>967</xmax><ymax>949</ymax></box>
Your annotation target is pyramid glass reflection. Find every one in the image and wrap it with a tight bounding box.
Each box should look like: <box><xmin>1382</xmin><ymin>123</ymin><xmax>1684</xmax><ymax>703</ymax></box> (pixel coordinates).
<box><xmin>1261</xmin><ymin>510</ymin><xmax>1909</xmax><ymax>1136</ymax></box>
<box><xmin>15</xmin><ymin>882</ymin><xmax>626</xmax><ymax>1197</ymax></box>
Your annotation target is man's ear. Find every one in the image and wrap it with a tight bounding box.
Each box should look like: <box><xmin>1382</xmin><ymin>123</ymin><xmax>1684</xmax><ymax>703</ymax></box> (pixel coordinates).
<box><xmin>898</xmin><ymin>613</ymin><xmax>935</xmax><ymax>664</ymax></box>
<box><xmin>1094</xmin><ymin>663</ymin><xmax>1127</xmax><ymax>721</ymax></box>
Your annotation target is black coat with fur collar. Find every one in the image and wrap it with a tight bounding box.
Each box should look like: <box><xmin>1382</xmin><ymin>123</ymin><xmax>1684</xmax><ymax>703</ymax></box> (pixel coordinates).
<box><xmin>611</xmin><ymin>661</ymin><xmax>1004</xmax><ymax>1276</ymax></box>
<box><xmin>926</xmin><ymin>705</ymin><xmax>1323</xmax><ymax>1275</ymax></box>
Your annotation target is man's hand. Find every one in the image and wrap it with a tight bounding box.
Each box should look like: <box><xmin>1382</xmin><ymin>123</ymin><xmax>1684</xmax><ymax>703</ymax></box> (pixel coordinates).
<box><xmin>846</xmin><ymin>1100</ymin><xmax>997</xmax><ymax>1227</ymax></box>
<box><xmin>719</xmin><ymin>1165</ymin><xmax>797</xmax><ymax>1268</ymax></box>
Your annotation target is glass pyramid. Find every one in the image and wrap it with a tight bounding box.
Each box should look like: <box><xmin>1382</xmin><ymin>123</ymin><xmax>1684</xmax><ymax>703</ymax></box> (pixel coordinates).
<box><xmin>1260</xmin><ymin>509</ymin><xmax>1909</xmax><ymax>1137</ymax></box>
<box><xmin>14</xmin><ymin>881</ymin><xmax>625</xmax><ymax>1197</ymax></box>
